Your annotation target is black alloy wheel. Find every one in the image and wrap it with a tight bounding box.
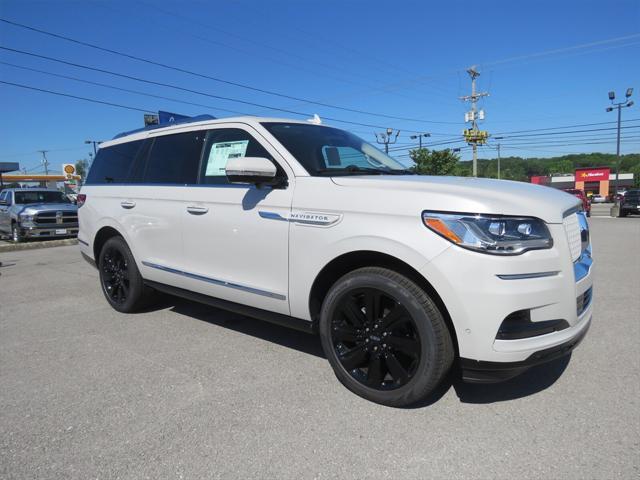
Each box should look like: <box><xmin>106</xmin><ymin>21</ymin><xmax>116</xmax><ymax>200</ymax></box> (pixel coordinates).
<box><xmin>331</xmin><ymin>288</ymin><xmax>420</xmax><ymax>390</ymax></box>
<box><xmin>319</xmin><ymin>267</ymin><xmax>454</xmax><ymax>407</ymax></box>
<box><xmin>101</xmin><ymin>245</ymin><xmax>130</xmax><ymax>305</ymax></box>
<box><xmin>98</xmin><ymin>236</ymin><xmax>156</xmax><ymax>313</ymax></box>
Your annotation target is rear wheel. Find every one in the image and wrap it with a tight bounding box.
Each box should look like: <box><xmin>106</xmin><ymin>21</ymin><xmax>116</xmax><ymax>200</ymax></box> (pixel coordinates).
<box><xmin>98</xmin><ymin>236</ymin><xmax>155</xmax><ymax>312</ymax></box>
<box><xmin>319</xmin><ymin>267</ymin><xmax>454</xmax><ymax>407</ymax></box>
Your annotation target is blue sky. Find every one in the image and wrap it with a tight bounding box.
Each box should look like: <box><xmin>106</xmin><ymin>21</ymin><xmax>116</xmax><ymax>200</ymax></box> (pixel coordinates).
<box><xmin>1</xmin><ymin>0</ymin><xmax>639</xmax><ymax>175</ymax></box>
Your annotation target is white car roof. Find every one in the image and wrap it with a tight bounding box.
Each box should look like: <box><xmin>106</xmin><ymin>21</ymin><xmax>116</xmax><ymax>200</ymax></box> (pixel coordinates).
<box><xmin>101</xmin><ymin>116</ymin><xmax>326</xmax><ymax>148</ymax></box>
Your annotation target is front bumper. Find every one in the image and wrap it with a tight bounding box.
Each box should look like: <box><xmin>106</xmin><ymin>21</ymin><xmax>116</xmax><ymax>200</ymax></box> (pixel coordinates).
<box><xmin>21</xmin><ymin>225</ymin><xmax>78</xmax><ymax>238</ymax></box>
<box><xmin>420</xmin><ymin>220</ymin><xmax>593</xmax><ymax>370</ymax></box>
<box><xmin>460</xmin><ymin>316</ymin><xmax>591</xmax><ymax>383</ymax></box>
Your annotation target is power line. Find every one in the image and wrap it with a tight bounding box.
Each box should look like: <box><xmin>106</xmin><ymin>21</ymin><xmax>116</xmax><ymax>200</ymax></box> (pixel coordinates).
<box><xmin>493</xmin><ymin>118</ymin><xmax>639</xmax><ymax>135</ymax></box>
<box><xmin>492</xmin><ymin>125</ymin><xmax>640</xmax><ymax>140</ymax></box>
<box><xmin>0</xmin><ymin>45</ymin><xmax>432</xmax><ymax>132</ymax></box>
<box><xmin>0</xmin><ymin>80</ymin><xmax>153</xmax><ymax>113</ymax></box>
<box><xmin>0</xmin><ymin>61</ymin><xmax>250</xmax><ymax>116</ymax></box>
<box><xmin>0</xmin><ymin>17</ymin><xmax>459</xmax><ymax>125</ymax></box>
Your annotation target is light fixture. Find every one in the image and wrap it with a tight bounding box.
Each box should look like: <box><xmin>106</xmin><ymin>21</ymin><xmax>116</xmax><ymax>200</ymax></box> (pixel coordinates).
<box><xmin>608</xmin><ymin>91</ymin><xmax>615</xmax><ymax>100</ymax></box>
<box><xmin>626</xmin><ymin>88</ymin><xmax>633</xmax><ymax>98</ymax></box>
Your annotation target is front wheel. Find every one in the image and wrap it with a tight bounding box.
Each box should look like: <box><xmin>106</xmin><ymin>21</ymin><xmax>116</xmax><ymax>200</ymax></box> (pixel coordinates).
<box><xmin>319</xmin><ymin>267</ymin><xmax>454</xmax><ymax>407</ymax></box>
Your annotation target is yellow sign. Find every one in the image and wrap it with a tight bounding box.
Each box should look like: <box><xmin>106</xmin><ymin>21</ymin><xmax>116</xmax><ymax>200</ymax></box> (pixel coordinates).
<box><xmin>62</xmin><ymin>164</ymin><xmax>76</xmax><ymax>177</ymax></box>
<box><xmin>463</xmin><ymin>129</ymin><xmax>489</xmax><ymax>145</ymax></box>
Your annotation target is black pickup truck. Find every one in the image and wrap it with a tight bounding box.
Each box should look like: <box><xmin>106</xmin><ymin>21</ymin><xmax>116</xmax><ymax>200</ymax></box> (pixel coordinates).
<box><xmin>619</xmin><ymin>189</ymin><xmax>640</xmax><ymax>217</ymax></box>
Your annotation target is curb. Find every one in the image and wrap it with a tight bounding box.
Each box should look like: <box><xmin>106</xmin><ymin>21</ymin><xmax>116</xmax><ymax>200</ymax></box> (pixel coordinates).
<box><xmin>0</xmin><ymin>238</ymin><xmax>78</xmax><ymax>253</ymax></box>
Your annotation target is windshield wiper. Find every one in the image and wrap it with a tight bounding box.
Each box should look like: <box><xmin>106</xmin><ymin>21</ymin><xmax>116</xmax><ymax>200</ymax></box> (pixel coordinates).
<box><xmin>316</xmin><ymin>165</ymin><xmax>408</xmax><ymax>176</ymax></box>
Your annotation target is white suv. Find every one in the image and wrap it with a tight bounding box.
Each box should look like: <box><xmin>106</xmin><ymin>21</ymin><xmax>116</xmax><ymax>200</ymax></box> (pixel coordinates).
<box><xmin>78</xmin><ymin>116</ymin><xmax>593</xmax><ymax>406</ymax></box>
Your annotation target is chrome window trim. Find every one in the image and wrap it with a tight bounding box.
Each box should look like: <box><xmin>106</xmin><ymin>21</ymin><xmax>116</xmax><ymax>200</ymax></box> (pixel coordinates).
<box><xmin>141</xmin><ymin>261</ymin><xmax>286</xmax><ymax>300</ymax></box>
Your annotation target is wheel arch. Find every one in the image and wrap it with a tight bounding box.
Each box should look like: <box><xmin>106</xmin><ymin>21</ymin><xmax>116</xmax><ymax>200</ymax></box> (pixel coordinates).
<box><xmin>308</xmin><ymin>250</ymin><xmax>459</xmax><ymax>356</ymax></box>
<box><xmin>93</xmin><ymin>225</ymin><xmax>125</xmax><ymax>261</ymax></box>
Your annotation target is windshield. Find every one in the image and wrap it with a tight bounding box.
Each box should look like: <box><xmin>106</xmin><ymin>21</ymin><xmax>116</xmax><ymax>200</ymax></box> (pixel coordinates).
<box><xmin>262</xmin><ymin>122</ymin><xmax>409</xmax><ymax>176</ymax></box>
<box><xmin>14</xmin><ymin>191</ymin><xmax>69</xmax><ymax>204</ymax></box>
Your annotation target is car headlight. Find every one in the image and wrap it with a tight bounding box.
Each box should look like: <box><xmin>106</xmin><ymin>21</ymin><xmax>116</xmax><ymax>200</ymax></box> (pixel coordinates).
<box><xmin>422</xmin><ymin>211</ymin><xmax>553</xmax><ymax>255</ymax></box>
<box><xmin>19</xmin><ymin>213</ymin><xmax>34</xmax><ymax>223</ymax></box>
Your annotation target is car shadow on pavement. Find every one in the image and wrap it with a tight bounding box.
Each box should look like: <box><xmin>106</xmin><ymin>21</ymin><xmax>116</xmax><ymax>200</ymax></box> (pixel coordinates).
<box><xmin>451</xmin><ymin>355</ymin><xmax>571</xmax><ymax>404</ymax></box>
<box><xmin>165</xmin><ymin>296</ymin><xmax>326</xmax><ymax>359</ymax></box>
<box><xmin>151</xmin><ymin>295</ymin><xmax>571</xmax><ymax>407</ymax></box>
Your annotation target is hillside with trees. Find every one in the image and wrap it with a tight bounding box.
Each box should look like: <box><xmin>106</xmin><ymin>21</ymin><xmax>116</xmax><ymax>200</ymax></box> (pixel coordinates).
<box><xmin>409</xmin><ymin>149</ymin><xmax>640</xmax><ymax>187</ymax></box>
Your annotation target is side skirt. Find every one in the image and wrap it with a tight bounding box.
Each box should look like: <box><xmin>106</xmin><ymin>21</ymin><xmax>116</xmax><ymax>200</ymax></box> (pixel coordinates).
<box><xmin>145</xmin><ymin>279</ymin><xmax>316</xmax><ymax>334</ymax></box>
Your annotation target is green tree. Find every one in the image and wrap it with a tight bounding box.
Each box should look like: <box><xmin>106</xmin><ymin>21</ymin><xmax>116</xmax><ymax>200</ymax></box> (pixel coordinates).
<box><xmin>410</xmin><ymin>148</ymin><xmax>460</xmax><ymax>175</ymax></box>
<box><xmin>75</xmin><ymin>159</ymin><xmax>89</xmax><ymax>184</ymax></box>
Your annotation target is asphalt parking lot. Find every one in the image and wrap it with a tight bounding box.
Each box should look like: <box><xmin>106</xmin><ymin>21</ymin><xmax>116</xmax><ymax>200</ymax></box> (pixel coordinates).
<box><xmin>1</xmin><ymin>217</ymin><xmax>639</xmax><ymax>479</ymax></box>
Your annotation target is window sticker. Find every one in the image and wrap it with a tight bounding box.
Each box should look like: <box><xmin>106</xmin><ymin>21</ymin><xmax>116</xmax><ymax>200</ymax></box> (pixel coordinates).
<box><xmin>205</xmin><ymin>140</ymin><xmax>249</xmax><ymax>176</ymax></box>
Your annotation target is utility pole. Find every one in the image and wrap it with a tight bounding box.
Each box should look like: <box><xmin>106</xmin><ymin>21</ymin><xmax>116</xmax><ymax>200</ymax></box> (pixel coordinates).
<box><xmin>375</xmin><ymin>128</ymin><xmax>400</xmax><ymax>154</ymax></box>
<box><xmin>38</xmin><ymin>150</ymin><xmax>49</xmax><ymax>175</ymax></box>
<box><xmin>410</xmin><ymin>132</ymin><xmax>431</xmax><ymax>149</ymax></box>
<box><xmin>493</xmin><ymin>136</ymin><xmax>504</xmax><ymax>180</ymax></box>
<box><xmin>460</xmin><ymin>66</ymin><xmax>489</xmax><ymax>177</ymax></box>
<box><xmin>606</xmin><ymin>88</ymin><xmax>634</xmax><ymax>194</ymax></box>
<box><xmin>85</xmin><ymin>139</ymin><xmax>102</xmax><ymax>156</ymax></box>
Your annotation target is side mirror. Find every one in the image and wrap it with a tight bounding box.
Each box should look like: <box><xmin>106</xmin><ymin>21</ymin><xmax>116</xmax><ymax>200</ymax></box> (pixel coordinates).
<box><xmin>226</xmin><ymin>157</ymin><xmax>278</xmax><ymax>186</ymax></box>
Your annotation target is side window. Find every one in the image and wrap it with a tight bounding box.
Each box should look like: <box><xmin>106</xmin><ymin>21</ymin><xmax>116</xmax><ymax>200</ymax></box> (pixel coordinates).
<box><xmin>85</xmin><ymin>140</ymin><xmax>143</xmax><ymax>184</ymax></box>
<box><xmin>143</xmin><ymin>131</ymin><xmax>205</xmax><ymax>185</ymax></box>
<box><xmin>199</xmin><ymin>128</ymin><xmax>278</xmax><ymax>185</ymax></box>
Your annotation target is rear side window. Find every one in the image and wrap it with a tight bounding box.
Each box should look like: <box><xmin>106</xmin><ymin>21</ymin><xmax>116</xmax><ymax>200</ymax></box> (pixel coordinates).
<box><xmin>85</xmin><ymin>140</ymin><xmax>143</xmax><ymax>184</ymax></box>
<box><xmin>143</xmin><ymin>131</ymin><xmax>205</xmax><ymax>184</ymax></box>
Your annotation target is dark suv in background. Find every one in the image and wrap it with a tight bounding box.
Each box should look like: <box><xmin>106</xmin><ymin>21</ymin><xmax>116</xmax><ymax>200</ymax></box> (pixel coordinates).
<box><xmin>619</xmin><ymin>189</ymin><xmax>640</xmax><ymax>217</ymax></box>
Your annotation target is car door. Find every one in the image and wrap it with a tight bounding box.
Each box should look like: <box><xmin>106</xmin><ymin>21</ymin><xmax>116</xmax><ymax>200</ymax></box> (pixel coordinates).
<box><xmin>126</xmin><ymin>131</ymin><xmax>206</xmax><ymax>289</ymax></box>
<box><xmin>180</xmin><ymin>125</ymin><xmax>294</xmax><ymax>315</ymax></box>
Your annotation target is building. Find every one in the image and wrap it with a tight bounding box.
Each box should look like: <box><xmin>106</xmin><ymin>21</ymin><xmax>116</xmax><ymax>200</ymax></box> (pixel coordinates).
<box><xmin>531</xmin><ymin>167</ymin><xmax>634</xmax><ymax>197</ymax></box>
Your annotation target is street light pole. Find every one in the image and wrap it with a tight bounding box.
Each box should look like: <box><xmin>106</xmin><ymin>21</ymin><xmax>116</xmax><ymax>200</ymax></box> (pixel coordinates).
<box><xmin>410</xmin><ymin>132</ymin><xmax>431</xmax><ymax>149</ymax></box>
<box><xmin>375</xmin><ymin>128</ymin><xmax>400</xmax><ymax>154</ymax></box>
<box><xmin>84</xmin><ymin>140</ymin><xmax>102</xmax><ymax>156</ymax></box>
<box><xmin>606</xmin><ymin>88</ymin><xmax>634</xmax><ymax>194</ymax></box>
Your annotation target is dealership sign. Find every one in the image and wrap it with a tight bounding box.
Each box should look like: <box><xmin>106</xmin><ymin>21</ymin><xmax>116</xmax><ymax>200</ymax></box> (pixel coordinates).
<box><xmin>575</xmin><ymin>168</ymin><xmax>610</xmax><ymax>181</ymax></box>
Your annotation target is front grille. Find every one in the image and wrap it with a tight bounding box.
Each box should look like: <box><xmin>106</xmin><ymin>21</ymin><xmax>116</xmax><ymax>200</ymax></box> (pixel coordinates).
<box><xmin>577</xmin><ymin>287</ymin><xmax>593</xmax><ymax>316</ymax></box>
<box><xmin>34</xmin><ymin>211</ymin><xmax>78</xmax><ymax>226</ymax></box>
<box><xmin>563</xmin><ymin>213</ymin><xmax>582</xmax><ymax>261</ymax></box>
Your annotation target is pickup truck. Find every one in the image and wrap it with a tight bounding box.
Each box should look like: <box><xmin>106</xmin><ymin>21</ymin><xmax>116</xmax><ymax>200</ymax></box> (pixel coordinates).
<box><xmin>0</xmin><ymin>188</ymin><xmax>78</xmax><ymax>242</ymax></box>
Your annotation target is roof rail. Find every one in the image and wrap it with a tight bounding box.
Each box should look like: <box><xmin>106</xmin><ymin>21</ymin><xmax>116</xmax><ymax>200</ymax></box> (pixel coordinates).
<box><xmin>112</xmin><ymin>114</ymin><xmax>217</xmax><ymax>140</ymax></box>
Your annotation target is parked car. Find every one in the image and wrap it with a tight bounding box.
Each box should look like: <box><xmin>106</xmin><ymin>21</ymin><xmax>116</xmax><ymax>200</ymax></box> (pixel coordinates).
<box><xmin>563</xmin><ymin>188</ymin><xmax>590</xmax><ymax>217</ymax></box>
<box><xmin>0</xmin><ymin>188</ymin><xmax>78</xmax><ymax>242</ymax></box>
<box><xmin>618</xmin><ymin>189</ymin><xmax>640</xmax><ymax>217</ymax></box>
<box><xmin>590</xmin><ymin>194</ymin><xmax>606</xmax><ymax>204</ymax></box>
<box><xmin>78</xmin><ymin>116</ymin><xmax>593</xmax><ymax>407</ymax></box>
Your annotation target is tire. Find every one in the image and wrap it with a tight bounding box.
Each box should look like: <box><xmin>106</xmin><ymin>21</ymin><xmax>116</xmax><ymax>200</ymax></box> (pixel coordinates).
<box><xmin>11</xmin><ymin>223</ymin><xmax>22</xmax><ymax>243</ymax></box>
<box><xmin>319</xmin><ymin>267</ymin><xmax>454</xmax><ymax>407</ymax></box>
<box><xmin>98</xmin><ymin>236</ymin><xmax>155</xmax><ymax>313</ymax></box>
<box><xmin>619</xmin><ymin>209</ymin><xmax>627</xmax><ymax>218</ymax></box>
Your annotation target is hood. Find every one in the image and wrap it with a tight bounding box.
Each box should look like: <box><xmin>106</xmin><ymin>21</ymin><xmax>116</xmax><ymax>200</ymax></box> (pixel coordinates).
<box><xmin>330</xmin><ymin>175</ymin><xmax>580</xmax><ymax>224</ymax></box>
<box><xmin>18</xmin><ymin>203</ymin><xmax>78</xmax><ymax>215</ymax></box>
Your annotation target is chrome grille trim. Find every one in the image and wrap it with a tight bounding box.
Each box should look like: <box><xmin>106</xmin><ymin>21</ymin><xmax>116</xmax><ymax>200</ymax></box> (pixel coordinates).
<box><xmin>563</xmin><ymin>213</ymin><xmax>582</xmax><ymax>262</ymax></box>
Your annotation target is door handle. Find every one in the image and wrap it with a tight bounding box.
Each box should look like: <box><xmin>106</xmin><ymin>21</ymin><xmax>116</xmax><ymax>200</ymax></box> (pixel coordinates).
<box><xmin>186</xmin><ymin>206</ymin><xmax>209</xmax><ymax>215</ymax></box>
<box><xmin>120</xmin><ymin>201</ymin><xmax>136</xmax><ymax>209</ymax></box>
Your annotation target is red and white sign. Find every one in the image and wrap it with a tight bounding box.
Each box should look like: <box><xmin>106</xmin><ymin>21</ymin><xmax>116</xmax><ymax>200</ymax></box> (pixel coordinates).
<box><xmin>575</xmin><ymin>168</ymin><xmax>610</xmax><ymax>181</ymax></box>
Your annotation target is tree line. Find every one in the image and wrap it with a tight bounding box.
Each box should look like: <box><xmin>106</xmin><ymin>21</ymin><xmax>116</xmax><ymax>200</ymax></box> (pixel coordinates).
<box><xmin>409</xmin><ymin>149</ymin><xmax>640</xmax><ymax>187</ymax></box>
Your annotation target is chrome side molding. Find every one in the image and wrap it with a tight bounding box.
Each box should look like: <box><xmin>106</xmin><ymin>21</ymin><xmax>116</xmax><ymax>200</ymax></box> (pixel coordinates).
<box><xmin>496</xmin><ymin>271</ymin><xmax>560</xmax><ymax>280</ymax></box>
<box><xmin>141</xmin><ymin>261</ymin><xmax>286</xmax><ymax>300</ymax></box>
